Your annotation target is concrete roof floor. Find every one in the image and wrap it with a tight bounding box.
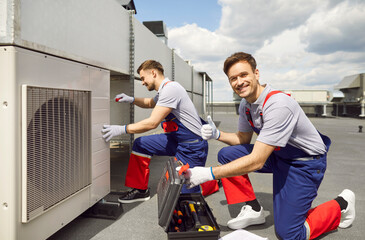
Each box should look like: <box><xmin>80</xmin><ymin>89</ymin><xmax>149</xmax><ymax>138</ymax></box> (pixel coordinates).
<box><xmin>49</xmin><ymin>113</ymin><xmax>365</xmax><ymax>240</ymax></box>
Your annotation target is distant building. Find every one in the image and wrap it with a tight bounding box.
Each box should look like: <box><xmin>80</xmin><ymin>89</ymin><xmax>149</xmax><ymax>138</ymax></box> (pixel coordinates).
<box><xmin>232</xmin><ymin>90</ymin><xmax>330</xmax><ymax>117</ymax></box>
<box><xmin>334</xmin><ymin>73</ymin><xmax>365</xmax><ymax>117</ymax></box>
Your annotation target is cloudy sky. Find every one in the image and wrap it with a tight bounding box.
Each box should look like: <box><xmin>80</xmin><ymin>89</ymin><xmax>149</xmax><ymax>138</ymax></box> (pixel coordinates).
<box><xmin>135</xmin><ymin>0</ymin><xmax>365</xmax><ymax>102</ymax></box>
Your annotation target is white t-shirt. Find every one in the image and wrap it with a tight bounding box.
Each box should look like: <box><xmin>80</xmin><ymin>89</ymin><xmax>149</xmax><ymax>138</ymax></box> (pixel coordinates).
<box><xmin>238</xmin><ymin>85</ymin><xmax>326</xmax><ymax>155</ymax></box>
<box><xmin>153</xmin><ymin>78</ymin><xmax>202</xmax><ymax>137</ymax></box>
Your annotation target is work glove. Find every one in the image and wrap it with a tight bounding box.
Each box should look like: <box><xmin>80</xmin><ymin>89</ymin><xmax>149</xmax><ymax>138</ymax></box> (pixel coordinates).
<box><xmin>201</xmin><ymin>115</ymin><xmax>220</xmax><ymax>140</ymax></box>
<box><xmin>115</xmin><ymin>93</ymin><xmax>134</xmax><ymax>103</ymax></box>
<box><xmin>101</xmin><ymin>125</ymin><xmax>127</xmax><ymax>142</ymax></box>
<box><xmin>178</xmin><ymin>166</ymin><xmax>215</xmax><ymax>189</ymax></box>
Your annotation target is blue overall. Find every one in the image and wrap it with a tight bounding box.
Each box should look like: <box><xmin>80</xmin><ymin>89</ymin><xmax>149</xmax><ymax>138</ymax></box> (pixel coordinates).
<box><xmin>218</xmin><ymin>93</ymin><xmax>332</xmax><ymax>239</ymax></box>
<box><xmin>127</xmin><ymin>113</ymin><xmax>208</xmax><ymax>193</ymax></box>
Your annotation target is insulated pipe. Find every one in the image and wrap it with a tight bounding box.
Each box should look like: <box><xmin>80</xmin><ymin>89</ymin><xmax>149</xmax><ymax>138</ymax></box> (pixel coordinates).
<box><xmin>360</xmin><ymin>74</ymin><xmax>365</xmax><ymax>117</ymax></box>
<box><xmin>322</xmin><ymin>104</ymin><xmax>327</xmax><ymax>117</ymax></box>
<box><xmin>343</xmin><ymin>103</ymin><xmax>347</xmax><ymax>116</ymax></box>
<box><xmin>209</xmin><ymin>81</ymin><xmax>213</xmax><ymax>119</ymax></box>
<box><xmin>203</xmin><ymin>73</ymin><xmax>207</xmax><ymax>118</ymax></box>
<box><xmin>360</xmin><ymin>100</ymin><xmax>365</xmax><ymax>118</ymax></box>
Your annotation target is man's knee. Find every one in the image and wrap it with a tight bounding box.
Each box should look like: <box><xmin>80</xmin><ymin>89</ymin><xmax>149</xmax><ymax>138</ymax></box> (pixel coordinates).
<box><xmin>217</xmin><ymin>146</ymin><xmax>233</xmax><ymax>164</ymax></box>
<box><xmin>131</xmin><ymin>137</ymin><xmax>144</xmax><ymax>151</ymax></box>
<box><xmin>275</xmin><ymin>223</ymin><xmax>307</xmax><ymax>240</ymax></box>
<box><xmin>217</xmin><ymin>145</ymin><xmax>251</xmax><ymax>164</ymax></box>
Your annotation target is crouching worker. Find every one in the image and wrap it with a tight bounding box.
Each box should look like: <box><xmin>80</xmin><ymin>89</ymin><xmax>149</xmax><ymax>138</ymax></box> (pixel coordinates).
<box><xmin>102</xmin><ymin>60</ymin><xmax>216</xmax><ymax>203</ymax></box>
<box><xmin>181</xmin><ymin>52</ymin><xmax>355</xmax><ymax>239</ymax></box>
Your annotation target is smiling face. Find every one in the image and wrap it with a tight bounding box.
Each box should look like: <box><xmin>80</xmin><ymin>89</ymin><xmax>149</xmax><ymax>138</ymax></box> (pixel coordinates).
<box><xmin>227</xmin><ymin>61</ymin><xmax>261</xmax><ymax>103</ymax></box>
<box><xmin>139</xmin><ymin>69</ymin><xmax>157</xmax><ymax>91</ymax></box>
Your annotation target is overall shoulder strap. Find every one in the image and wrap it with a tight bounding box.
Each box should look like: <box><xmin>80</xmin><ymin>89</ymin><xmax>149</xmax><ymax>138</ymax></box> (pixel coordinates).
<box><xmin>262</xmin><ymin>90</ymin><xmax>289</xmax><ymax>109</ymax></box>
<box><xmin>245</xmin><ymin>108</ymin><xmax>255</xmax><ymax>128</ymax></box>
<box><xmin>162</xmin><ymin>81</ymin><xmax>173</xmax><ymax>88</ymax></box>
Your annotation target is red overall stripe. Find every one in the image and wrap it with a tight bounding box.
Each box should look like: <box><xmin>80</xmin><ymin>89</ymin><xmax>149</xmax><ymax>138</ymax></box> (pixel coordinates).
<box><xmin>306</xmin><ymin>200</ymin><xmax>341</xmax><ymax>239</ymax></box>
<box><xmin>200</xmin><ymin>180</ymin><xmax>219</xmax><ymax>197</ymax></box>
<box><xmin>125</xmin><ymin>153</ymin><xmax>151</xmax><ymax>190</ymax></box>
<box><xmin>221</xmin><ymin>175</ymin><xmax>256</xmax><ymax>204</ymax></box>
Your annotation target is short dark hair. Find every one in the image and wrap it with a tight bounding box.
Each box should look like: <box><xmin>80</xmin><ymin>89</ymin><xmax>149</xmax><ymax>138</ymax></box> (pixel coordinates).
<box><xmin>223</xmin><ymin>52</ymin><xmax>257</xmax><ymax>75</ymax></box>
<box><xmin>137</xmin><ymin>60</ymin><xmax>164</xmax><ymax>75</ymax></box>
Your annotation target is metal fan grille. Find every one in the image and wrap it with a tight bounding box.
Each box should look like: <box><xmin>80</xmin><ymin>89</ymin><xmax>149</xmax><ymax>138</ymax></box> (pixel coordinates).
<box><xmin>23</xmin><ymin>86</ymin><xmax>91</xmax><ymax>222</ymax></box>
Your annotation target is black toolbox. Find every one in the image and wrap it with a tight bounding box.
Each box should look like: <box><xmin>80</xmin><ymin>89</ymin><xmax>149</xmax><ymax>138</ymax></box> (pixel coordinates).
<box><xmin>157</xmin><ymin>158</ymin><xmax>220</xmax><ymax>239</ymax></box>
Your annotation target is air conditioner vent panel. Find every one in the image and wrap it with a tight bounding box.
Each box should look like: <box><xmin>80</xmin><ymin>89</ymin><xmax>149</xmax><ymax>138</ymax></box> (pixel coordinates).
<box><xmin>22</xmin><ymin>85</ymin><xmax>91</xmax><ymax>223</ymax></box>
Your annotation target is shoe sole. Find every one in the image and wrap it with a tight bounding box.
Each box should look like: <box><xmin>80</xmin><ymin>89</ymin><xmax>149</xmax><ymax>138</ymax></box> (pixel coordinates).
<box><xmin>228</xmin><ymin>217</ymin><xmax>265</xmax><ymax>230</ymax></box>
<box><xmin>118</xmin><ymin>196</ymin><xmax>151</xmax><ymax>204</ymax></box>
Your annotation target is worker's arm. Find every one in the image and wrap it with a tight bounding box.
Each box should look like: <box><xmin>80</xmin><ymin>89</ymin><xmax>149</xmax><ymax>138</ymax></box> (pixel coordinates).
<box><xmin>217</xmin><ymin>130</ymin><xmax>253</xmax><ymax>146</ymax></box>
<box><xmin>133</xmin><ymin>97</ymin><xmax>156</xmax><ymax>109</ymax></box>
<box><xmin>115</xmin><ymin>93</ymin><xmax>156</xmax><ymax>108</ymax></box>
<box><xmin>212</xmin><ymin>140</ymin><xmax>275</xmax><ymax>178</ymax></box>
<box><xmin>183</xmin><ymin>140</ymin><xmax>275</xmax><ymax>188</ymax></box>
<box><xmin>201</xmin><ymin>115</ymin><xmax>253</xmax><ymax>145</ymax></box>
<box><xmin>126</xmin><ymin>105</ymin><xmax>171</xmax><ymax>133</ymax></box>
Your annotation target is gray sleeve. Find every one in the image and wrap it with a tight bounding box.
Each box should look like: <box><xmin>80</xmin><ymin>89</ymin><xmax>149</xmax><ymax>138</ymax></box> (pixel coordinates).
<box><xmin>238</xmin><ymin>99</ymin><xmax>253</xmax><ymax>133</ymax></box>
<box><xmin>153</xmin><ymin>94</ymin><xmax>159</xmax><ymax>103</ymax></box>
<box><xmin>256</xmin><ymin>99</ymin><xmax>296</xmax><ymax>147</ymax></box>
<box><xmin>156</xmin><ymin>84</ymin><xmax>179</xmax><ymax>109</ymax></box>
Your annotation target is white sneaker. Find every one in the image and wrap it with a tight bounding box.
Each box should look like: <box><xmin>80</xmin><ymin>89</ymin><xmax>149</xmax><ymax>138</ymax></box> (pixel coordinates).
<box><xmin>338</xmin><ymin>189</ymin><xmax>356</xmax><ymax>228</ymax></box>
<box><xmin>227</xmin><ymin>205</ymin><xmax>265</xmax><ymax>229</ymax></box>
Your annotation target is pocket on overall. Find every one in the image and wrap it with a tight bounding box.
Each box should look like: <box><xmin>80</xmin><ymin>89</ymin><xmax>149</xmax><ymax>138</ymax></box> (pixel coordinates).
<box><xmin>162</xmin><ymin>121</ymin><xmax>179</xmax><ymax>132</ymax></box>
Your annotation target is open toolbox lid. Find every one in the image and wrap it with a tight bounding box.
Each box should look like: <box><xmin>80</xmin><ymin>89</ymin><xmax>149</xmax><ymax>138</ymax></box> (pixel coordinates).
<box><xmin>157</xmin><ymin>158</ymin><xmax>186</xmax><ymax>232</ymax></box>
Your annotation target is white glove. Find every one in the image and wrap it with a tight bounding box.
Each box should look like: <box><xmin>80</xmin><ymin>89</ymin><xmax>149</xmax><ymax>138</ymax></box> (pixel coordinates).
<box><xmin>101</xmin><ymin>125</ymin><xmax>127</xmax><ymax>142</ymax></box>
<box><xmin>115</xmin><ymin>93</ymin><xmax>134</xmax><ymax>103</ymax></box>
<box><xmin>201</xmin><ymin>115</ymin><xmax>220</xmax><ymax>140</ymax></box>
<box><xmin>180</xmin><ymin>166</ymin><xmax>215</xmax><ymax>189</ymax></box>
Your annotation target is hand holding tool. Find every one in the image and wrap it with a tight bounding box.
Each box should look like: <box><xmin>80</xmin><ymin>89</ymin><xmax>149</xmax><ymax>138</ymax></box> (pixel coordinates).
<box><xmin>180</xmin><ymin>167</ymin><xmax>214</xmax><ymax>189</ymax></box>
<box><xmin>201</xmin><ymin>115</ymin><xmax>220</xmax><ymax>140</ymax></box>
<box><xmin>101</xmin><ymin>125</ymin><xmax>127</xmax><ymax>142</ymax></box>
<box><xmin>115</xmin><ymin>93</ymin><xmax>134</xmax><ymax>103</ymax></box>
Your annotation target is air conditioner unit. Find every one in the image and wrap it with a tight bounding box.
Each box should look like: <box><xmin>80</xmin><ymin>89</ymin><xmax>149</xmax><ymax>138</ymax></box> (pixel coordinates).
<box><xmin>0</xmin><ymin>46</ymin><xmax>110</xmax><ymax>240</ymax></box>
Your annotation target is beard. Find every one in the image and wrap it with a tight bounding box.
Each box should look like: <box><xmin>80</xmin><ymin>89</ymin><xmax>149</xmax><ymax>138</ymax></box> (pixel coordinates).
<box><xmin>145</xmin><ymin>83</ymin><xmax>155</xmax><ymax>91</ymax></box>
<box><xmin>147</xmin><ymin>85</ymin><xmax>154</xmax><ymax>91</ymax></box>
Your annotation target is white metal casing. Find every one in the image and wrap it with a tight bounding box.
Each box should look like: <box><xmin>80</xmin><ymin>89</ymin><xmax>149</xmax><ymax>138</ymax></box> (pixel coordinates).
<box><xmin>0</xmin><ymin>46</ymin><xmax>110</xmax><ymax>240</ymax></box>
<box><xmin>1</xmin><ymin>0</ymin><xmax>208</xmax><ymax>126</ymax></box>
<box><xmin>0</xmin><ymin>0</ymin><xmax>130</xmax><ymax>74</ymax></box>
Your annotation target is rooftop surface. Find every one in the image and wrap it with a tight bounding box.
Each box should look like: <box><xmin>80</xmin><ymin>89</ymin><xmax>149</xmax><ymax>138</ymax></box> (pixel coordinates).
<box><xmin>49</xmin><ymin>113</ymin><xmax>365</xmax><ymax>240</ymax></box>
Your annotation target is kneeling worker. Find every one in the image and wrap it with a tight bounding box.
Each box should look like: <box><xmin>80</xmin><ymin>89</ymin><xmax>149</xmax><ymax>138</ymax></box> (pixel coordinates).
<box><xmin>182</xmin><ymin>52</ymin><xmax>355</xmax><ymax>239</ymax></box>
<box><xmin>102</xmin><ymin>60</ymin><xmax>212</xmax><ymax>203</ymax></box>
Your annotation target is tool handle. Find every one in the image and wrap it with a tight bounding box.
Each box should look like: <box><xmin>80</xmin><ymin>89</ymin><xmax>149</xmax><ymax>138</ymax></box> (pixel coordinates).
<box><xmin>183</xmin><ymin>204</ymin><xmax>191</xmax><ymax>218</ymax></box>
<box><xmin>189</xmin><ymin>203</ymin><xmax>201</xmax><ymax>228</ymax></box>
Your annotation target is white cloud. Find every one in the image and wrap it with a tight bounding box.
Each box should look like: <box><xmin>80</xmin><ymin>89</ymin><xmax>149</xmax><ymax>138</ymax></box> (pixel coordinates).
<box><xmin>168</xmin><ymin>24</ymin><xmax>239</xmax><ymax>101</ymax></box>
<box><xmin>300</xmin><ymin>1</ymin><xmax>365</xmax><ymax>54</ymax></box>
<box><xmin>168</xmin><ymin>23</ymin><xmax>240</xmax><ymax>62</ymax></box>
<box><xmin>217</xmin><ymin>0</ymin><xmax>324</xmax><ymax>51</ymax></box>
<box><xmin>167</xmin><ymin>0</ymin><xmax>365</xmax><ymax>101</ymax></box>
